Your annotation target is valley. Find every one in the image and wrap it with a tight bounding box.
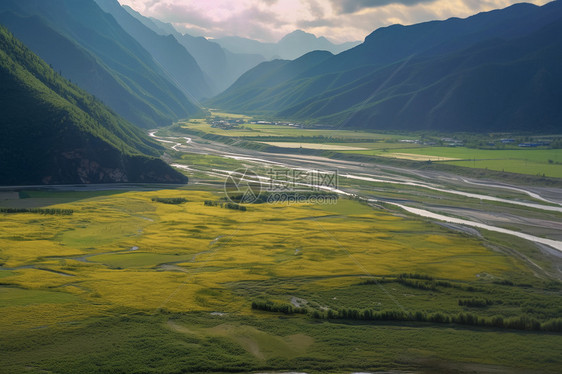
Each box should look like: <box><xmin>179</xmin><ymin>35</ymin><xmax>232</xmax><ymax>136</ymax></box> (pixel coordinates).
<box><xmin>157</xmin><ymin>116</ymin><xmax>562</xmax><ymax>253</ymax></box>
<box><xmin>1</xmin><ymin>0</ymin><xmax>562</xmax><ymax>372</ymax></box>
<box><xmin>2</xmin><ymin>115</ymin><xmax>561</xmax><ymax>373</ymax></box>
<box><xmin>178</xmin><ymin>116</ymin><xmax>562</xmax><ymax>178</ymax></box>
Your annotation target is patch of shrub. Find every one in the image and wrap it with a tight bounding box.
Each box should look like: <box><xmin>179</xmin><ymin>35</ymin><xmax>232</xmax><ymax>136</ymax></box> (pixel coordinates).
<box><xmin>0</xmin><ymin>208</ymin><xmax>73</xmax><ymax>215</ymax></box>
<box><xmin>151</xmin><ymin>197</ymin><xmax>187</xmax><ymax>204</ymax></box>
<box><xmin>251</xmin><ymin>300</ymin><xmax>307</xmax><ymax>315</ymax></box>
<box><xmin>204</xmin><ymin>200</ymin><xmax>246</xmax><ymax>211</ymax></box>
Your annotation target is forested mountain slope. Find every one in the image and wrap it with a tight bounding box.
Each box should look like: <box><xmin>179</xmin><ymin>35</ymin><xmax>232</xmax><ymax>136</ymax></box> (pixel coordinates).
<box><xmin>210</xmin><ymin>1</ymin><xmax>562</xmax><ymax>132</ymax></box>
<box><xmin>0</xmin><ymin>0</ymin><xmax>200</xmax><ymax>128</ymax></box>
<box><xmin>0</xmin><ymin>26</ymin><xmax>187</xmax><ymax>185</ymax></box>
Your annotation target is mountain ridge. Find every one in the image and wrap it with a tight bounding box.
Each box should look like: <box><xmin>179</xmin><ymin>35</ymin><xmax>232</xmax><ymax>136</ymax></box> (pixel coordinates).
<box><xmin>123</xmin><ymin>4</ymin><xmax>266</xmax><ymax>93</ymax></box>
<box><xmin>214</xmin><ymin>30</ymin><xmax>360</xmax><ymax>61</ymax></box>
<box><xmin>0</xmin><ymin>25</ymin><xmax>187</xmax><ymax>185</ymax></box>
<box><xmin>94</xmin><ymin>0</ymin><xmax>214</xmax><ymax>99</ymax></box>
<box><xmin>0</xmin><ymin>0</ymin><xmax>200</xmax><ymax>128</ymax></box>
<box><xmin>209</xmin><ymin>1</ymin><xmax>562</xmax><ymax>133</ymax></box>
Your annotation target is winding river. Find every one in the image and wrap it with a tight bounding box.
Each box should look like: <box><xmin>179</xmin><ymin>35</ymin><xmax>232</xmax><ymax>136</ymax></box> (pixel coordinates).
<box><xmin>152</xmin><ymin>131</ymin><xmax>562</xmax><ymax>253</ymax></box>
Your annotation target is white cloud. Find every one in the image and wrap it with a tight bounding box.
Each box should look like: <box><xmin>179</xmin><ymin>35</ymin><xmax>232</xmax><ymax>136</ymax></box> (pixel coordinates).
<box><xmin>117</xmin><ymin>0</ymin><xmax>552</xmax><ymax>43</ymax></box>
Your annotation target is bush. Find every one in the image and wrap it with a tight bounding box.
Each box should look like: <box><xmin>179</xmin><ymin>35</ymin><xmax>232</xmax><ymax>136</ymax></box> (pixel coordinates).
<box><xmin>397</xmin><ymin>278</ymin><xmax>436</xmax><ymax>291</ymax></box>
<box><xmin>151</xmin><ymin>197</ymin><xmax>187</xmax><ymax>204</ymax></box>
<box><xmin>0</xmin><ymin>208</ymin><xmax>73</xmax><ymax>215</ymax></box>
<box><xmin>251</xmin><ymin>300</ymin><xmax>307</xmax><ymax>315</ymax></box>
<box><xmin>306</xmin><ymin>306</ymin><xmax>555</xmax><ymax>332</ymax></box>
<box><xmin>204</xmin><ymin>200</ymin><xmax>246</xmax><ymax>211</ymax></box>
<box><xmin>398</xmin><ymin>273</ymin><xmax>433</xmax><ymax>281</ymax></box>
<box><xmin>542</xmin><ymin>318</ymin><xmax>562</xmax><ymax>332</ymax></box>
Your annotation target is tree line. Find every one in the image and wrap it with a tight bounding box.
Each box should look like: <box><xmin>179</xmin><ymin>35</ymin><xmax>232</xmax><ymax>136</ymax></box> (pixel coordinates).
<box><xmin>309</xmin><ymin>307</ymin><xmax>562</xmax><ymax>332</ymax></box>
<box><xmin>252</xmin><ymin>301</ymin><xmax>562</xmax><ymax>332</ymax></box>
<box><xmin>251</xmin><ymin>300</ymin><xmax>307</xmax><ymax>315</ymax></box>
<box><xmin>0</xmin><ymin>208</ymin><xmax>73</xmax><ymax>215</ymax></box>
<box><xmin>151</xmin><ymin>197</ymin><xmax>188</xmax><ymax>204</ymax></box>
<box><xmin>204</xmin><ymin>200</ymin><xmax>247</xmax><ymax>211</ymax></box>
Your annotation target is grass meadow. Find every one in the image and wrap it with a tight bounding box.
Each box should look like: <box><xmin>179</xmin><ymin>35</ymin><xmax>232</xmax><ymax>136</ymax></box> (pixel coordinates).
<box><xmin>1</xmin><ymin>188</ymin><xmax>561</xmax><ymax>372</ymax></box>
<box><xmin>178</xmin><ymin>113</ymin><xmax>562</xmax><ymax>179</ymax></box>
<box><xmin>348</xmin><ymin>147</ymin><xmax>562</xmax><ymax>178</ymax></box>
<box><xmin>180</xmin><ymin>118</ymin><xmax>401</xmax><ymax>141</ymax></box>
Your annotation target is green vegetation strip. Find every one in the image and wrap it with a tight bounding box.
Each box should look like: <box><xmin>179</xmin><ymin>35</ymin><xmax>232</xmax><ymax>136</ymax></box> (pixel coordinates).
<box><xmin>0</xmin><ymin>208</ymin><xmax>73</xmax><ymax>215</ymax></box>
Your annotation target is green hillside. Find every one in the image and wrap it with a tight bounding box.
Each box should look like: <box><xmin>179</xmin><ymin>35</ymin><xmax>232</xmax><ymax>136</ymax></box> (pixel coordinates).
<box><xmin>0</xmin><ymin>0</ymin><xmax>200</xmax><ymax>128</ymax></box>
<box><xmin>209</xmin><ymin>2</ymin><xmax>562</xmax><ymax>133</ymax></box>
<box><xmin>0</xmin><ymin>25</ymin><xmax>187</xmax><ymax>185</ymax></box>
<box><xmin>124</xmin><ymin>4</ymin><xmax>266</xmax><ymax>93</ymax></box>
<box><xmin>94</xmin><ymin>0</ymin><xmax>214</xmax><ymax>99</ymax></box>
<box><xmin>280</xmin><ymin>21</ymin><xmax>562</xmax><ymax>132</ymax></box>
<box><xmin>207</xmin><ymin>50</ymin><xmax>333</xmax><ymax>113</ymax></box>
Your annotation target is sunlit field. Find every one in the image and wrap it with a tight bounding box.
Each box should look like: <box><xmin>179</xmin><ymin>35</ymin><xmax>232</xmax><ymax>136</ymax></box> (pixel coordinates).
<box><xmin>178</xmin><ymin>114</ymin><xmax>562</xmax><ymax>179</ymax></box>
<box><xmin>180</xmin><ymin>118</ymin><xmax>402</xmax><ymax>140</ymax></box>
<box><xmin>349</xmin><ymin>147</ymin><xmax>562</xmax><ymax>178</ymax></box>
<box><xmin>2</xmin><ymin>0</ymin><xmax>562</xmax><ymax>372</ymax></box>
<box><xmin>1</xmin><ymin>189</ymin><xmax>561</xmax><ymax>373</ymax></box>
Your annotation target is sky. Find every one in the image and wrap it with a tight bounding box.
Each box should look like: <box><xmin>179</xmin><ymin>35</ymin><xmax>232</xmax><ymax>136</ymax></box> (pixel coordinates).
<box><xmin>117</xmin><ymin>0</ymin><xmax>552</xmax><ymax>43</ymax></box>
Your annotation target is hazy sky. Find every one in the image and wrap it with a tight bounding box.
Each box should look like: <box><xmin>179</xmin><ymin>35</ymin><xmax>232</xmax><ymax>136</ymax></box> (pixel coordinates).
<box><xmin>117</xmin><ymin>0</ymin><xmax>551</xmax><ymax>43</ymax></box>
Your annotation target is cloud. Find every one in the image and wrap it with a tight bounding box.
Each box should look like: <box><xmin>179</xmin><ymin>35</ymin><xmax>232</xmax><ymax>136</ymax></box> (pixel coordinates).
<box><xmin>139</xmin><ymin>1</ymin><xmax>287</xmax><ymax>40</ymax></box>
<box><xmin>304</xmin><ymin>0</ymin><xmax>326</xmax><ymax>18</ymax></box>
<box><xmin>118</xmin><ymin>0</ymin><xmax>552</xmax><ymax>43</ymax></box>
<box><xmin>330</xmin><ymin>0</ymin><xmax>438</xmax><ymax>14</ymax></box>
<box><xmin>297</xmin><ymin>18</ymin><xmax>335</xmax><ymax>28</ymax></box>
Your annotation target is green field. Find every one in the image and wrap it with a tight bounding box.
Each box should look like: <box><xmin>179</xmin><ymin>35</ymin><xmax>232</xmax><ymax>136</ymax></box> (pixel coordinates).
<box><xmin>177</xmin><ymin>113</ymin><xmax>562</xmax><ymax>179</ymax></box>
<box><xmin>175</xmin><ymin>153</ymin><xmax>246</xmax><ymax>170</ymax></box>
<box><xmin>180</xmin><ymin>119</ymin><xmax>403</xmax><ymax>140</ymax></box>
<box><xmin>340</xmin><ymin>147</ymin><xmax>562</xmax><ymax>178</ymax></box>
<box><xmin>1</xmin><ymin>188</ymin><xmax>561</xmax><ymax>373</ymax></box>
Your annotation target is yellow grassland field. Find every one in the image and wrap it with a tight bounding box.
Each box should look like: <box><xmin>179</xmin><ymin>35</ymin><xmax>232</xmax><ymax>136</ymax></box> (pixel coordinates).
<box><xmin>0</xmin><ymin>189</ymin><xmax>524</xmax><ymax>331</ymax></box>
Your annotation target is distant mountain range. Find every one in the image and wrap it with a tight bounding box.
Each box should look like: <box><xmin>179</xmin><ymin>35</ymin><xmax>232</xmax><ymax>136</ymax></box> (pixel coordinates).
<box><xmin>0</xmin><ymin>0</ymin><xmax>201</xmax><ymax>128</ymax></box>
<box><xmin>0</xmin><ymin>0</ymin><xmax>364</xmax><ymax>186</ymax></box>
<box><xmin>1</xmin><ymin>0</ymin><xmax>559</xmax><ymax>187</ymax></box>
<box><xmin>0</xmin><ymin>0</ymin><xmax>362</xmax><ymax>114</ymax></box>
<box><xmin>0</xmin><ymin>25</ymin><xmax>187</xmax><ymax>185</ymax></box>
<box><xmin>121</xmin><ymin>7</ymin><xmax>359</xmax><ymax>93</ymax></box>
<box><xmin>94</xmin><ymin>0</ymin><xmax>213</xmax><ymax>100</ymax></box>
<box><xmin>213</xmin><ymin>30</ymin><xmax>360</xmax><ymax>61</ymax></box>
<box><xmin>122</xmin><ymin>5</ymin><xmax>266</xmax><ymax>94</ymax></box>
<box><xmin>209</xmin><ymin>1</ymin><xmax>562</xmax><ymax>133</ymax></box>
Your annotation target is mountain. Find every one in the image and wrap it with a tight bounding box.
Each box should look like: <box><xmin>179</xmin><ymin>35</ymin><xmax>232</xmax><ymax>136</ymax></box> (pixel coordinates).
<box><xmin>277</xmin><ymin>30</ymin><xmax>359</xmax><ymax>60</ymax></box>
<box><xmin>214</xmin><ymin>30</ymin><xmax>360</xmax><ymax>60</ymax></box>
<box><xmin>0</xmin><ymin>0</ymin><xmax>199</xmax><ymax>128</ymax></box>
<box><xmin>0</xmin><ymin>25</ymin><xmax>187</xmax><ymax>185</ymax></box>
<box><xmin>122</xmin><ymin>5</ymin><xmax>265</xmax><ymax>93</ymax></box>
<box><xmin>94</xmin><ymin>0</ymin><xmax>214</xmax><ymax>99</ymax></box>
<box><xmin>209</xmin><ymin>1</ymin><xmax>562</xmax><ymax>133</ymax></box>
<box><xmin>214</xmin><ymin>36</ymin><xmax>274</xmax><ymax>58</ymax></box>
<box><xmin>209</xmin><ymin>50</ymin><xmax>334</xmax><ymax>113</ymax></box>
<box><xmin>309</xmin><ymin>1</ymin><xmax>562</xmax><ymax>77</ymax></box>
